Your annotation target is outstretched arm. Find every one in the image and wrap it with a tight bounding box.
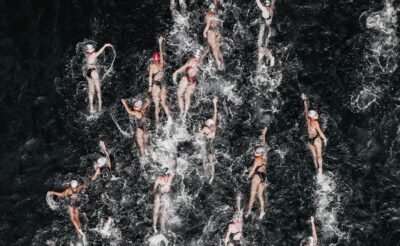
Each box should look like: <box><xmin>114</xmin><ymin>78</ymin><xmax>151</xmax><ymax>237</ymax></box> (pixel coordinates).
<box><xmin>236</xmin><ymin>193</ymin><xmax>242</xmax><ymax>213</ymax></box>
<box><xmin>256</xmin><ymin>0</ymin><xmax>267</xmax><ymax>11</ymax></box>
<box><xmin>301</xmin><ymin>93</ymin><xmax>310</xmax><ymax>125</ymax></box>
<box><xmin>158</xmin><ymin>37</ymin><xmax>164</xmax><ymax>67</ymax></box>
<box><xmin>49</xmin><ymin>188</ymin><xmax>71</xmax><ymax>197</ymax></box>
<box><xmin>99</xmin><ymin>140</ymin><xmax>112</xmax><ymax>169</ymax></box>
<box><xmin>148</xmin><ymin>65</ymin><xmax>153</xmax><ymax>92</ymax></box>
<box><xmin>212</xmin><ymin>97</ymin><xmax>218</xmax><ymax>124</ymax></box>
<box><xmin>311</xmin><ymin>216</ymin><xmax>318</xmax><ymax>245</ymax></box>
<box><xmin>94</xmin><ymin>43</ymin><xmax>112</xmax><ymax>58</ymax></box>
<box><xmin>154</xmin><ymin>178</ymin><xmax>160</xmax><ymax>192</ymax></box>
<box><xmin>261</xmin><ymin>127</ymin><xmax>267</xmax><ymax>146</ymax></box>
<box><xmin>173</xmin><ymin>60</ymin><xmax>191</xmax><ymax>83</ymax></box>
<box><xmin>248</xmin><ymin>162</ymin><xmax>257</xmax><ymax>178</ymax></box>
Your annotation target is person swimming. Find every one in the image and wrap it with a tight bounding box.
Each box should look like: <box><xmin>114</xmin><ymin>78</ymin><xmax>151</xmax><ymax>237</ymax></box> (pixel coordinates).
<box><xmin>47</xmin><ymin>180</ymin><xmax>88</xmax><ymax>237</ymax></box>
<box><xmin>173</xmin><ymin>48</ymin><xmax>209</xmax><ymax>122</ymax></box>
<box><xmin>148</xmin><ymin>36</ymin><xmax>173</xmax><ymax>124</ymax></box>
<box><xmin>255</xmin><ymin>0</ymin><xmax>276</xmax><ymax>68</ymax></box>
<box><xmin>224</xmin><ymin>194</ymin><xmax>243</xmax><ymax>246</ymax></box>
<box><xmin>89</xmin><ymin>140</ymin><xmax>112</xmax><ymax>181</ymax></box>
<box><xmin>153</xmin><ymin>166</ymin><xmax>175</xmax><ymax>233</ymax></box>
<box><xmin>301</xmin><ymin>216</ymin><xmax>318</xmax><ymax>246</ymax></box>
<box><xmin>301</xmin><ymin>93</ymin><xmax>327</xmax><ymax>175</ymax></box>
<box><xmin>121</xmin><ymin>98</ymin><xmax>151</xmax><ymax>156</ymax></box>
<box><xmin>83</xmin><ymin>43</ymin><xmax>113</xmax><ymax>114</ymax></box>
<box><xmin>204</xmin><ymin>3</ymin><xmax>225</xmax><ymax>70</ymax></box>
<box><xmin>245</xmin><ymin>127</ymin><xmax>268</xmax><ymax>220</ymax></box>
<box><xmin>199</xmin><ymin>96</ymin><xmax>219</xmax><ymax>184</ymax></box>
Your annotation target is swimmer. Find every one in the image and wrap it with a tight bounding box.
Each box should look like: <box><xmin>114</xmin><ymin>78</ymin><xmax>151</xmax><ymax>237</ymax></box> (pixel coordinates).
<box><xmin>301</xmin><ymin>93</ymin><xmax>327</xmax><ymax>175</ymax></box>
<box><xmin>245</xmin><ymin>127</ymin><xmax>268</xmax><ymax>220</ymax></box>
<box><xmin>256</xmin><ymin>0</ymin><xmax>276</xmax><ymax>67</ymax></box>
<box><xmin>224</xmin><ymin>194</ymin><xmax>243</xmax><ymax>246</ymax></box>
<box><xmin>148</xmin><ymin>36</ymin><xmax>173</xmax><ymax>124</ymax></box>
<box><xmin>47</xmin><ymin>180</ymin><xmax>88</xmax><ymax>237</ymax></box>
<box><xmin>121</xmin><ymin>98</ymin><xmax>151</xmax><ymax>156</ymax></box>
<box><xmin>200</xmin><ymin>96</ymin><xmax>219</xmax><ymax>184</ymax></box>
<box><xmin>301</xmin><ymin>216</ymin><xmax>318</xmax><ymax>246</ymax></box>
<box><xmin>84</xmin><ymin>43</ymin><xmax>113</xmax><ymax>114</ymax></box>
<box><xmin>173</xmin><ymin>48</ymin><xmax>209</xmax><ymax>122</ymax></box>
<box><xmin>153</xmin><ymin>167</ymin><xmax>175</xmax><ymax>233</ymax></box>
<box><xmin>89</xmin><ymin>140</ymin><xmax>112</xmax><ymax>180</ymax></box>
<box><xmin>204</xmin><ymin>3</ymin><xmax>224</xmax><ymax>70</ymax></box>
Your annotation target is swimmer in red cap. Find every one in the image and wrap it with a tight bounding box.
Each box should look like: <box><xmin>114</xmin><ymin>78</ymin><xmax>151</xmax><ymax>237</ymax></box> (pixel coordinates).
<box><xmin>148</xmin><ymin>37</ymin><xmax>172</xmax><ymax>124</ymax></box>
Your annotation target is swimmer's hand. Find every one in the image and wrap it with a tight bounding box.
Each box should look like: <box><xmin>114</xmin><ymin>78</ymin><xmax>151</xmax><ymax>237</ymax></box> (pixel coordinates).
<box><xmin>213</xmin><ymin>96</ymin><xmax>219</xmax><ymax>104</ymax></box>
<box><xmin>310</xmin><ymin>216</ymin><xmax>314</xmax><ymax>223</ymax></box>
<box><xmin>301</xmin><ymin>93</ymin><xmax>307</xmax><ymax>101</ymax></box>
<box><xmin>158</xmin><ymin>36</ymin><xmax>164</xmax><ymax>44</ymax></box>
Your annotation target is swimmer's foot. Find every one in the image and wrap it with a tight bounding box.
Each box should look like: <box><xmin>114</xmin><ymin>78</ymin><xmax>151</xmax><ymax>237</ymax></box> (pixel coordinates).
<box><xmin>153</xmin><ymin>227</ymin><xmax>158</xmax><ymax>234</ymax></box>
<box><xmin>77</xmin><ymin>229</ymin><xmax>85</xmax><ymax>237</ymax></box>
<box><xmin>258</xmin><ymin>211</ymin><xmax>265</xmax><ymax>220</ymax></box>
<box><xmin>317</xmin><ymin>167</ymin><xmax>322</xmax><ymax>176</ymax></box>
<box><xmin>90</xmin><ymin>108</ymin><xmax>96</xmax><ymax>114</ymax></box>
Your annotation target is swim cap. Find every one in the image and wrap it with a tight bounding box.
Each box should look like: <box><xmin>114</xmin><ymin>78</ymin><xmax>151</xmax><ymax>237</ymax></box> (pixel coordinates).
<box><xmin>85</xmin><ymin>44</ymin><xmax>94</xmax><ymax>51</ymax></box>
<box><xmin>152</xmin><ymin>52</ymin><xmax>160</xmax><ymax>62</ymax></box>
<box><xmin>308</xmin><ymin>110</ymin><xmax>318</xmax><ymax>119</ymax></box>
<box><xmin>70</xmin><ymin>180</ymin><xmax>78</xmax><ymax>188</ymax></box>
<box><xmin>307</xmin><ymin>236</ymin><xmax>315</xmax><ymax>246</ymax></box>
<box><xmin>97</xmin><ymin>157</ymin><xmax>107</xmax><ymax>166</ymax></box>
<box><xmin>163</xmin><ymin>166</ymin><xmax>170</xmax><ymax>174</ymax></box>
<box><xmin>255</xmin><ymin>147</ymin><xmax>265</xmax><ymax>155</ymax></box>
<box><xmin>209</xmin><ymin>3</ymin><xmax>216</xmax><ymax>10</ymax></box>
<box><xmin>134</xmin><ymin>100</ymin><xmax>143</xmax><ymax>110</ymax></box>
<box><xmin>205</xmin><ymin>119</ymin><xmax>215</xmax><ymax>126</ymax></box>
<box><xmin>194</xmin><ymin>49</ymin><xmax>201</xmax><ymax>58</ymax></box>
<box><xmin>265</xmin><ymin>0</ymin><xmax>271</xmax><ymax>6</ymax></box>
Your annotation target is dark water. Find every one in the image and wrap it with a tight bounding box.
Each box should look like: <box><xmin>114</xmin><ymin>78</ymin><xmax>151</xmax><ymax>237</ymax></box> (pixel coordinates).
<box><xmin>1</xmin><ymin>0</ymin><xmax>400</xmax><ymax>245</ymax></box>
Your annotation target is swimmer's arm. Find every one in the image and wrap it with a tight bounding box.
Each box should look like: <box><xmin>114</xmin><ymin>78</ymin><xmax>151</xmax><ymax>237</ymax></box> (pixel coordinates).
<box><xmin>272</xmin><ymin>0</ymin><xmax>276</xmax><ymax>8</ymax></box>
<box><xmin>94</xmin><ymin>43</ymin><xmax>112</xmax><ymax>58</ymax></box>
<box><xmin>90</xmin><ymin>168</ymin><xmax>101</xmax><ymax>181</ymax></box>
<box><xmin>212</xmin><ymin>97</ymin><xmax>218</xmax><ymax>124</ymax></box>
<box><xmin>256</xmin><ymin>0</ymin><xmax>267</xmax><ymax>11</ymax></box>
<box><xmin>315</xmin><ymin>122</ymin><xmax>327</xmax><ymax>144</ymax></box>
<box><xmin>224</xmin><ymin>226</ymin><xmax>232</xmax><ymax>246</ymax></box>
<box><xmin>148</xmin><ymin>65</ymin><xmax>154</xmax><ymax>90</ymax></box>
<box><xmin>51</xmin><ymin>188</ymin><xmax>72</xmax><ymax>197</ymax></box>
<box><xmin>311</xmin><ymin>216</ymin><xmax>318</xmax><ymax>245</ymax></box>
<box><xmin>158</xmin><ymin>37</ymin><xmax>165</xmax><ymax>67</ymax></box>
<box><xmin>261</xmin><ymin>127</ymin><xmax>267</xmax><ymax>146</ymax></box>
<box><xmin>248</xmin><ymin>162</ymin><xmax>257</xmax><ymax>177</ymax></box>
<box><xmin>142</xmin><ymin>98</ymin><xmax>151</xmax><ymax>113</ymax></box>
<box><xmin>154</xmin><ymin>178</ymin><xmax>160</xmax><ymax>191</ymax></box>
<box><xmin>173</xmin><ymin>61</ymin><xmax>191</xmax><ymax>81</ymax></box>
<box><xmin>200</xmin><ymin>48</ymin><xmax>210</xmax><ymax>62</ymax></box>
<box><xmin>121</xmin><ymin>99</ymin><xmax>140</xmax><ymax>117</ymax></box>
<box><xmin>301</xmin><ymin>93</ymin><xmax>310</xmax><ymax>125</ymax></box>
<box><xmin>203</xmin><ymin>16</ymin><xmax>211</xmax><ymax>38</ymax></box>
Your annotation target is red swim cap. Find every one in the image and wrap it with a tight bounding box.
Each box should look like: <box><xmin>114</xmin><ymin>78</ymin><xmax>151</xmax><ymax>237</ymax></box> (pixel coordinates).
<box><xmin>152</xmin><ymin>52</ymin><xmax>160</xmax><ymax>62</ymax></box>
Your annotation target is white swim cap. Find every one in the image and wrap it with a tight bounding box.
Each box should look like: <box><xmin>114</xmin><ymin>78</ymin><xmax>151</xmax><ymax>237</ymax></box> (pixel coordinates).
<box><xmin>162</xmin><ymin>166</ymin><xmax>170</xmax><ymax>174</ymax></box>
<box><xmin>97</xmin><ymin>157</ymin><xmax>107</xmax><ymax>166</ymax></box>
<box><xmin>307</xmin><ymin>236</ymin><xmax>315</xmax><ymax>246</ymax></box>
<box><xmin>134</xmin><ymin>100</ymin><xmax>143</xmax><ymax>110</ymax></box>
<box><xmin>255</xmin><ymin>147</ymin><xmax>265</xmax><ymax>155</ymax></box>
<box><xmin>70</xmin><ymin>180</ymin><xmax>78</xmax><ymax>188</ymax></box>
<box><xmin>85</xmin><ymin>44</ymin><xmax>94</xmax><ymax>51</ymax></box>
<box><xmin>209</xmin><ymin>3</ymin><xmax>216</xmax><ymax>10</ymax></box>
<box><xmin>308</xmin><ymin>110</ymin><xmax>318</xmax><ymax>119</ymax></box>
<box><xmin>265</xmin><ymin>0</ymin><xmax>271</xmax><ymax>6</ymax></box>
<box><xmin>194</xmin><ymin>49</ymin><xmax>201</xmax><ymax>58</ymax></box>
<box><xmin>205</xmin><ymin>119</ymin><xmax>215</xmax><ymax>126</ymax></box>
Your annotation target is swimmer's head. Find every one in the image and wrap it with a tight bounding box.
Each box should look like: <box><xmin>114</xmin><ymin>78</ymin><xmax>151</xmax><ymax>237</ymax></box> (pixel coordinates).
<box><xmin>85</xmin><ymin>44</ymin><xmax>95</xmax><ymax>53</ymax></box>
<box><xmin>209</xmin><ymin>3</ymin><xmax>216</xmax><ymax>10</ymax></box>
<box><xmin>194</xmin><ymin>49</ymin><xmax>201</xmax><ymax>59</ymax></box>
<box><xmin>265</xmin><ymin>0</ymin><xmax>271</xmax><ymax>6</ymax></box>
<box><xmin>254</xmin><ymin>146</ymin><xmax>265</xmax><ymax>156</ymax></box>
<box><xmin>70</xmin><ymin>180</ymin><xmax>78</xmax><ymax>189</ymax></box>
<box><xmin>205</xmin><ymin>119</ymin><xmax>215</xmax><ymax>127</ymax></box>
<box><xmin>96</xmin><ymin>157</ymin><xmax>107</xmax><ymax>167</ymax></box>
<box><xmin>152</xmin><ymin>52</ymin><xmax>160</xmax><ymax>62</ymax></box>
<box><xmin>134</xmin><ymin>100</ymin><xmax>143</xmax><ymax>110</ymax></box>
<box><xmin>163</xmin><ymin>166</ymin><xmax>170</xmax><ymax>174</ymax></box>
<box><xmin>308</xmin><ymin>110</ymin><xmax>318</xmax><ymax>120</ymax></box>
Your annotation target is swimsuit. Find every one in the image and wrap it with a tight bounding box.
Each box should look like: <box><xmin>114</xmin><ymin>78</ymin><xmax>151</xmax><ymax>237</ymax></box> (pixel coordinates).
<box><xmin>86</xmin><ymin>68</ymin><xmax>96</xmax><ymax>78</ymax></box>
<box><xmin>129</xmin><ymin>113</ymin><xmax>149</xmax><ymax>131</ymax></box>
<box><xmin>308</xmin><ymin>130</ymin><xmax>320</xmax><ymax>146</ymax></box>
<box><xmin>152</xmin><ymin>68</ymin><xmax>165</xmax><ymax>87</ymax></box>
<box><xmin>185</xmin><ymin>64</ymin><xmax>197</xmax><ymax>85</ymax></box>
<box><xmin>253</xmin><ymin>164</ymin><xmax>266</xmax><ymax>182</ymax></box>
<box><xmin>67</xmin><ymin>189</ymin><xmax>82</xmax><ymax>208</ymax></box>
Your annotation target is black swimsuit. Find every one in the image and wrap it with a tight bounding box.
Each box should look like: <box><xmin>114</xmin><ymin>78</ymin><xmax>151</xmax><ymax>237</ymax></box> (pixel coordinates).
<box><xmin>308</xmin><ymin>131</ymin><xmax>320</xmax><ymax>146</ymax></box>
<box><xmin>129</xmin><ymin>113</ymin><xmax>149</xmax><ymax>131</ymax></box>
<box><xmin>86</xmin><ymin>68</ymin><xmax>96</xmax><ymax>78</ymax></box>
<box><xmin>67</xmin><ymin>189</ymin><xmax>81</xmax><ymax>208</ymax></box>
<box><xmin>253</xmin><ymin>164</ymin><xmax>266</xmax><ymax>182</ymax></box>
<box><xmin>152</xmin><ymin>69</ymin><xmax>165</xmax><ymax>87</ymax></box>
